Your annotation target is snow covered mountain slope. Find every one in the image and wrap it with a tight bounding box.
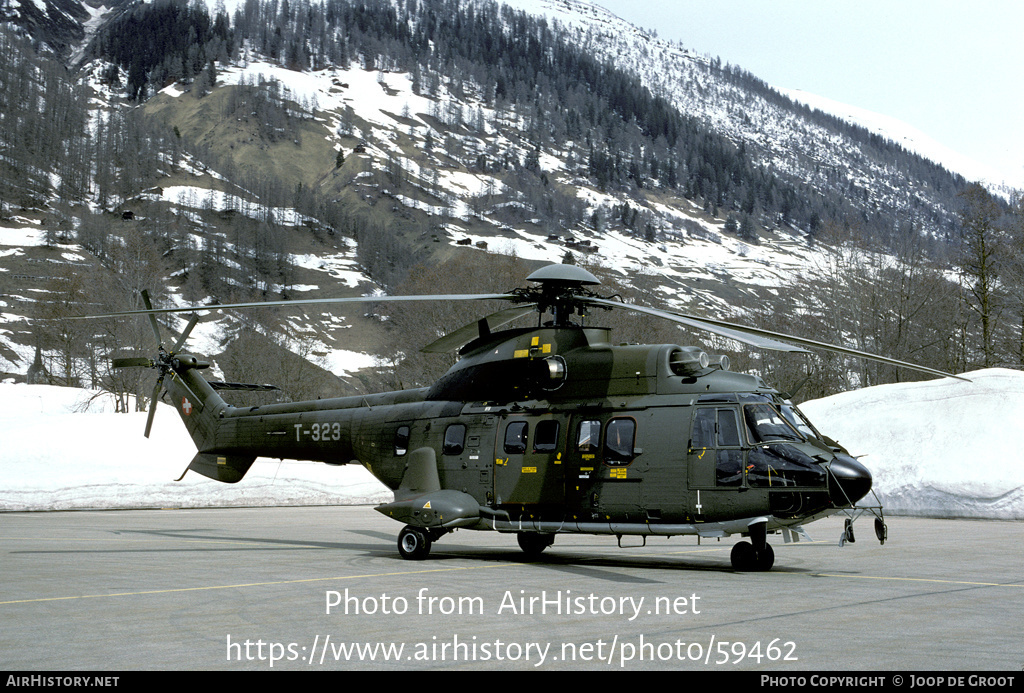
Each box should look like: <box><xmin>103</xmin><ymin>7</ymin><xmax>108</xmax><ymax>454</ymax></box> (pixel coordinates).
<box><xmin>0</xmin><ymin>0</ymin><xmax>992</xmax><ymax>398</ymax></box>
<box><xmin>500</xmin><ymin>0</ymin><xmax>977</xmax><ymax>223</ymax></box>
<box><xmin>781</xmin><ymin>88</ymin><xmax>1021</xmax><ymax>198</ymax></box>
<box><xmin>0</xmin><ymin>0</ymin><xmax>89</xmax><ymax>55</ymax></box>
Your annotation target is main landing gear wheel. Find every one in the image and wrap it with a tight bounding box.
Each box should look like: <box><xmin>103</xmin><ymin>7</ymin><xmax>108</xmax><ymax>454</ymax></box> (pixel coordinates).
<box><xmin>517</xmin><ymin>532</ymin><xmax>555</xmax><ymax>556</ymax></box>
<box><xmin>730</xmin><ymin>541</ymin><xmax>775</xmax><ymax>571</ymax></box>
<box><xmin>398</xmin><ymin>525</ymin><xmax>432</xmax><ymax>560</ymax></box>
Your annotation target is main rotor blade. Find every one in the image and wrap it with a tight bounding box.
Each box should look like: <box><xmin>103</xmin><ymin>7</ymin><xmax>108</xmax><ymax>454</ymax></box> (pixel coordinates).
<box><xmin>421</xmin><ymin>304</ymin><xmax>538</xmax><ymax>353</ymax></box>
<box><xmin>586</xmin><ymin>298</ymin><xmax>810</xmax><ymax>354</ymax></box>
<box><xmin>171</xmin><ymin>314</ymin><xmax>200</xmax><ymax>354</ymax></box>
<box><xmin>677</xmin><ymin>311</ymin><xmax>970</xmax><ymax>382</ymax></box>
<box><xmin>72</xmin><ymin>293</ymin><xmax>519</xmax><ymax>320</ymax></box>
<box><xmin>141</xmin><ymin>290</ymin><xmax>162</xmax><ymax>346</ymax></box>
<box><xmin>587</xmin><ymin>297</ymin><xmax>969</xmax><ymax>382</ymax></box>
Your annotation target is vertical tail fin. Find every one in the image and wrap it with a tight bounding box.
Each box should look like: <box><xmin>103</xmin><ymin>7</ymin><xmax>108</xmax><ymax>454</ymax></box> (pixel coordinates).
<box><xmin>163</xmin><ymin>365</ymin><xmax>257</xmax><ymax>484</ymax></box>
<box><xmin>163</xmin><ymin>363</ymin><xmax>223</xmax><ymax>450</ymax></box>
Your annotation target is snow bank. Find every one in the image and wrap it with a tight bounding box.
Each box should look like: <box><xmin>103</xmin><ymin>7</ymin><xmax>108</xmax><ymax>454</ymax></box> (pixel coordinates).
<box><xmin>0</xmin><ymin>383</ymin><xmax>390</xmax><ymax>512</ymax></box>
<box><xmin>801</xmin><ymin>369</ymin><xmax>1024</xmax><ymax>520</ymax></box>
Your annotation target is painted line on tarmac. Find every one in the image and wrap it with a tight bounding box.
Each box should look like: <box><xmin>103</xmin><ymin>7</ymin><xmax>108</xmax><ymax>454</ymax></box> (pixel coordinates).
<box><xmin>813</xmin><ymin>573</ymin><xmax>1024</xmax><ymax>587</ymax></box>
<box><xmin>0</xmin><ymin>563</ymin><xmax>508</xmax><ymax>606</ymax></box>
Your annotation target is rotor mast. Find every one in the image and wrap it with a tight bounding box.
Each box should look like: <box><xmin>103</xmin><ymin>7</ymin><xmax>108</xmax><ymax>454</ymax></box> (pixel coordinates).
<box><xmin>520</xmin><ymin>264</ymin><xmax>603</xmax><ymax>327</ymax></box>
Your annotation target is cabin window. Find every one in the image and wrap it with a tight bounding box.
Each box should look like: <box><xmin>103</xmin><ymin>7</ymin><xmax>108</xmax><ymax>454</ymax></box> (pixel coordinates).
<box><xmin>503</xmin><ymin>421</ymin><xmax>528</xmax><ymax>454</ymax></box>
<box><xmin>604</xmin><ymin>418</ymin><xmax>636</xmax><ymax>464</ymax></box>
<box><xmin>394</xmin><ymin>426</ymin><xmax>410</xmax><ymax>456</ymax></box>
<box><xmin>576</xmin><ymin>420</ymin><xmax>601</xmax><ymax>452</ymax></box>
<box><xmin>443</xmin><ymin>424</ymin><xmax>466</xmax><ymax>456</ymax></box>
<box><xmin>533</xmin><ymin>420</ymin><xmax>560</xmax><ymax>453</ymax></box>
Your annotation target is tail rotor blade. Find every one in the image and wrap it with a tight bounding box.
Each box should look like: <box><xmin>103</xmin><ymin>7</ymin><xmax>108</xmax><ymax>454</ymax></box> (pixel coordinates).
<box><xmin>144</xmin><ymin>375</ymin><xmax>164</xmax><ymax>439</ymax></box>
<box><xmin>112</xmin><ymin>357</ymin><xmax>153</xmax><ymax>369</ymax></box>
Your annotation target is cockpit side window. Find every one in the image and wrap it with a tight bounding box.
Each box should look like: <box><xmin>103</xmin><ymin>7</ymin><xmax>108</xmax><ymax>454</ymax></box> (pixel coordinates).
<box><xmin>692</xmin><ymin>408</ymin><xmax>715</xmax><ymax>449</ymax></box>
<box><xmin>692</xmin><ymin>407</ymin><xmax>741</xmax><ymax>449</ymax></box>
<box><xmin>717</xmin><ymin>409</ymin><xmax>741</xmax><ymax>447</ymax></box>
<box><xmin>744</xmin><ymin>404</ymin><xmax>803</xmax><ymax>444</ymax></box>
<box><xmin>690</xmin><ymin>408</ymin><xmax>742</xmax><ymax>487</ymax></box>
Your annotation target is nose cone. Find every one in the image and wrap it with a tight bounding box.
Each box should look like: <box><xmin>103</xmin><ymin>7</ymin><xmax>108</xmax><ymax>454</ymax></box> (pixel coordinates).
<box><xmin>827</xmin><ymin>455</ymin><xmax>873</xmax><ymax>506</ymax></box>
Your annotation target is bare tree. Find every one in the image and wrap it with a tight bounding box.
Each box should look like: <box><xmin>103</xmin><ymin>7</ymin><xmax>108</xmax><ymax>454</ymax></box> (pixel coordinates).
<box><xmin>35</xmin><ymin>264</ymin><xmax>92</xmax><ymax>387</ymax></box>
<box><xmin>380</xmin><ymin>252</ymin><xmax>532</xmax><ymax>388</ymax></box>
<box><xmin>219</xmin><ymin>325</ymin><xmax>340</xmax><ymax>403</ymax></box>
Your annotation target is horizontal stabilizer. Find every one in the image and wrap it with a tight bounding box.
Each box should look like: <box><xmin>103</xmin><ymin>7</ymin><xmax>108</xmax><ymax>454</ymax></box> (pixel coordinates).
<box><xmin>376</xmin><ymin>489</ymin><xmax>481</xmax><ymax>529</ymax></box>
<box><xmin>185</xmin><ymin>452</ymin><xmax>256</xmax><ymax>484</ymax></box>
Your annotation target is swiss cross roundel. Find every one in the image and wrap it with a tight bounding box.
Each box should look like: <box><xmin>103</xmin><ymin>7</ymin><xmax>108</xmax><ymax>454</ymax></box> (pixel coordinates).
<box><xmin>181</xmin><ymin>397</ymin><xmax>193</xmax><ymax>416</ymax></box>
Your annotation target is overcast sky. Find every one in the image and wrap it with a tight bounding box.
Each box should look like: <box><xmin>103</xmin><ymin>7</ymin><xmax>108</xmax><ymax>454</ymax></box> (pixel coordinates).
<box><xmin>595</xmin><ymin>0</ymin><xmax>1024</xmax><ymax>191</ymax></box>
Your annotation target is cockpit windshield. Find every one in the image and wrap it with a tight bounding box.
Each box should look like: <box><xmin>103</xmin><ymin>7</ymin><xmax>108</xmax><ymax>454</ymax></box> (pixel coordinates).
<box><xmin>743</xmin><ymin>404</ymin><xmax>805</xmax><ymax>444</ymax></box>
<box><xmin>779</xmin><ymin>402</ymin><xmax>819</xmax><ymax>440</ymax></box>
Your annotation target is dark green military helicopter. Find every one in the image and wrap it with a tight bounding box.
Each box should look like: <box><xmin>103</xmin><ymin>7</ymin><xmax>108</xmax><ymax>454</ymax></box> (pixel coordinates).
<box><xmin>105</xmin><ymin>263</ymin><xmax>966</xmax><ymax>571</ymax></box>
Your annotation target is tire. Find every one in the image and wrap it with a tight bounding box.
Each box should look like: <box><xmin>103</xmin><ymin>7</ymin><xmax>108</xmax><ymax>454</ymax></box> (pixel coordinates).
<box><xmin>517</xmin><ymin>532</ymin><xmax>554</xmax><ymax>556</ymax></box>
<box><xmin>754</xmin><ymin>542</ymin><xmax>775</xmax><ymax>571</ymax></box>
<box><xmin>730</xmin><ymin>540</ymin><xmax>756</xmax><ymax>571</ymax></box>
<box><xmin>397</xmin><ymin>525</ymin><xmax>431</xmax><ymax>560</ymax></box>
<box><xmin>731</xmin><ymin>540</ymin><xmax>775</xmax><ymax>571</ymax></box>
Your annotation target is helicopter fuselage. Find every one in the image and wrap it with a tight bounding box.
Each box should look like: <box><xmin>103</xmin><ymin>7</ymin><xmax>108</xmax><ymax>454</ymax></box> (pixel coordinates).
<box><xmin>164</xmin><ymin>325</ymin><xmax>874</xmax><ymax>569</ymax></box>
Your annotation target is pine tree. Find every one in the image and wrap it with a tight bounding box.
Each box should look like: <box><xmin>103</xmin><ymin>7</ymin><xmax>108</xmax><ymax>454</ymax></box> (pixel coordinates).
<box><xmin>957</xmin><ymin>184</ymin><xmax>1003</xmax><ymax>367</ymax></box>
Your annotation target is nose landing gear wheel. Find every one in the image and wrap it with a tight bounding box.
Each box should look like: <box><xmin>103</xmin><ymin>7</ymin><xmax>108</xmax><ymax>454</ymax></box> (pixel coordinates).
<box><xmin>842</xmin><ymin>518</ymin><xmax>856</xmax><ymax>545</ymax></box>
<box><xmin>398</xmin><ymin>525</ymin><xmax>431</xmax><ymax>560</ymax></box>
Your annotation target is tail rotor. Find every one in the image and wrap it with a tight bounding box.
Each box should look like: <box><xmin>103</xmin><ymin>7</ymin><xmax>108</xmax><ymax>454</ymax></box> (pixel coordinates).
<box><xmin>112</xmin><ymin>291</ymin><xmax>201</xmax><ymax>438</ymax></box>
